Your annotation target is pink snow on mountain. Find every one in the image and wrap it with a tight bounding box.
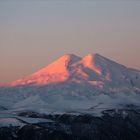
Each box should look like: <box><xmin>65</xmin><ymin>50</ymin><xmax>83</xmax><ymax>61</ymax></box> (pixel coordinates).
<box><xmin>9</xmin><ymin>53</ymin><xmax>140</xmax><ymax>88</ymax></box>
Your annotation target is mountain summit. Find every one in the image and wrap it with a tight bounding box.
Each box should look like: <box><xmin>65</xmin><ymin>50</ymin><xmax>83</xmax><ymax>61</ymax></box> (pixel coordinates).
<box><xmin>10</xmin><ymin>53</ymin><xmax>140</xmax><ymax>90</ymax></box>
<box><xmin>1</xmin><ymin>53</ymin><xmax>140</xmax><ymax>117</ymax></box>
<box><xmin>11</xmin><ymin>54</ymin><xmax>81</xmax><ymax>86</ymax></box>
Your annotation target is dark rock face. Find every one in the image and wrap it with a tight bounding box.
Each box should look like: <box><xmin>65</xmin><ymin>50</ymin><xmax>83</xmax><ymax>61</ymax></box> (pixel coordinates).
<box><xmin>17</xmin><ymin>125</ymin><xmax>73</xmax><ymax>140</ymax></box>
<box><xmin>0</xmin><ymin>109</ymin><xmax>140</xmax><ymax>140</ymax></box>
<box><xmin>0</xmin><ymin>127</ymin><xmax>18</xmax><ymax>140</ymax></box>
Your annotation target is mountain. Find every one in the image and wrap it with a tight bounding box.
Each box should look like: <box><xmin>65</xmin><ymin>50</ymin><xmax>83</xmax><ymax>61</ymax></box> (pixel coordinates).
<box><xmin>10</xmin><ymin>53</ymin><xmax>140</xmax><ymax>91</ymax></box>
<box><xmin>1</xmin><ymin>53</ymin><xmax>140</xmax><ymax>140</ymax></box>
<box><xmin>10</xmin><ymin>54</ymin><xmax>81</xmax><ymax>86</ymax></box>
<box><xmin>1</xmin><ymin>53</ymin><xmax>140</xmax><ymax>114</ymax></box>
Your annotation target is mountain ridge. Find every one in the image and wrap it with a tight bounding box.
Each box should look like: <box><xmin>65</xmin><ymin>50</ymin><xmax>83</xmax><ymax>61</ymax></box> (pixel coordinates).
<box><xmin>1</xmin><ymin>53</ymin><xmax>140</xmax><ymax>139</ymax></box>
<box><xmin>4</xmin><ymin>53</ymin><xmax>140</xmax><ymax>90</ymax></box>
<box><xmin>1</xmin><ymin>53</ymin><xmax>140</xmax><ymax>117</ymax></box>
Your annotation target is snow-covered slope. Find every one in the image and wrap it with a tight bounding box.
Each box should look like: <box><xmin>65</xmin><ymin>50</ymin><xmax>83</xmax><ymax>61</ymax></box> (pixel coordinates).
<box><xmin>9</xmin><ymin>53</ymin><xmax>140</xmax><ymax>90</ymax></box>
<box><xmin>0</xmin><ymin>53</ymin><xmax>140</xmax><ymax>116</ymax></box>
<box><xmin>0</xmin><ymin>85</ymin><xmax>140</xmax><ymax>116</ymax></box>
<box><xmin>10</xmin><ymin>54</ymin><xmax>81</xmax><ymax>86</ymax></box>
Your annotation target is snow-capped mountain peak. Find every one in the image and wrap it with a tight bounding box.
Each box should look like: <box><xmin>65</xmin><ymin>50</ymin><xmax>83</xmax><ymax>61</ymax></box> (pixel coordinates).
<box><xmin>82</xmin><ymin>53</ymin><xmax>103</xmax><ymax>75</ymax></box>
<box><xmin>32</xmin><ymin>54</ymin><xmax>81</xmax><ymax>76</ymax></box>
<box><xmin>10</xmin><ymin>54</ymin><xmax>81</xmax><ymax>86</ymax></box>
<box><xmin>9</xmin><ymin>53</ymin><xmax>140</xmax><ymax>90</ymax></box>
<box><xmin>1</xmin><ymin>53</ymin><xmax>140</xmax><ymax>117</ymax></box>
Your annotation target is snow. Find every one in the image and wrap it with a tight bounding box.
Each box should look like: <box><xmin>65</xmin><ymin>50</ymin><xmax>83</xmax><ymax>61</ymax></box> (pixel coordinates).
<box><xmin>8</xmin><ymin>53</ymin><xmax>140</xmax><ymax>90</ymax></box>
<box><xmin>16</xmin><ymin>116</ymin><xmax>54</xmax><ymax>124</ymax></box>
<box><xmin>0</xmin><ymin>87</ymin><xmax>140</xmax><ymax>117</ymax></box>
<box><xmin>0</xmin><ymin>116</ymin><xmax>53</xmax><ymax>127</ymax></box>
<box><xmin>0</xmin><ymin>53</ymin><xmax>140</xmax><ymax>117</ymax></box>
<box><xmin>10</xmin><ymin>54</ymin><xmax>81</xmax><ymax>86</ymax></box>
<box><xmin>82</xmin><ymin>54</ymin><xmax>102</xmax><ymax>75</ymax></box>
<box><xmin>0</xmin><ymin>118</ymin><xmax>24</xmax><ymax>127</ymax></box>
